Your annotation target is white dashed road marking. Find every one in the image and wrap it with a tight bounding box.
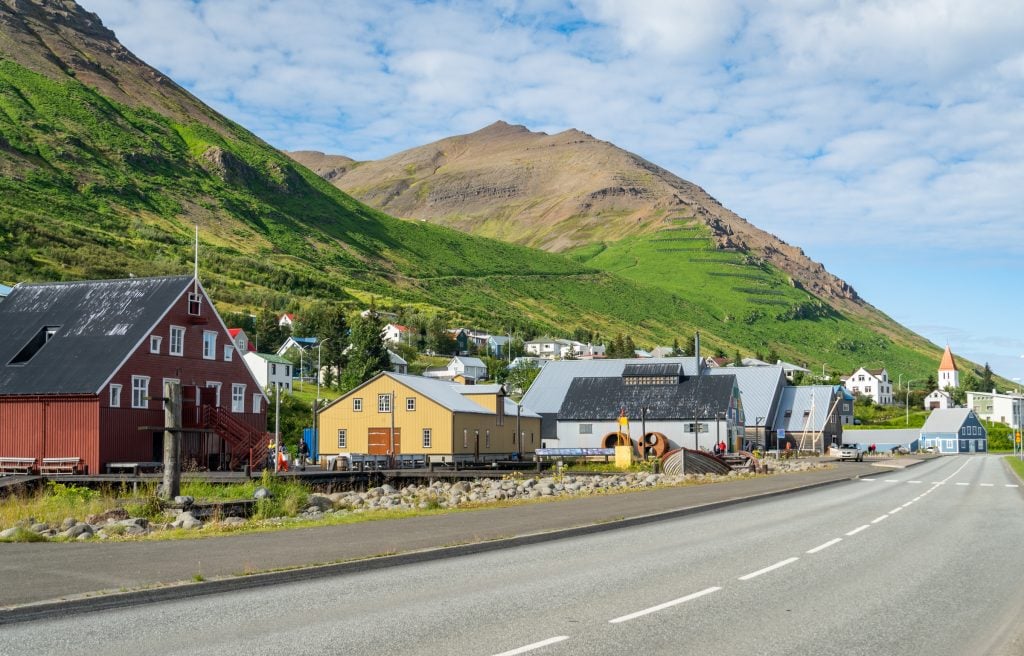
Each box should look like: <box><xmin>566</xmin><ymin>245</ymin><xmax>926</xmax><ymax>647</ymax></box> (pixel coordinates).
<box><xmin>493</xmin><ymin>636</ymin><xmax>570</xmax><ymax>656</ymax></box>
<box><xmin>846</xmin><ymin>525</ymin><xmax>870</xmax><ymax>536</ymax></box>
<box><xmin>871</xmin><ymin>515</ymin><xmax>889</xmax><ymax>524</ymax></box>
<box><xmin>807</xmin><ymin>538</ymin><xmax>842</xmax><ymax>554</ymax></box>
<box><xmin>609</xmin><ymin>587</ymin><xmax>721</xmax><ymax>624</ymax></box>
<box><xmin>739</xmin><ymin>558</ymin><xmax>799</xmax><ymax>581</ymax></box>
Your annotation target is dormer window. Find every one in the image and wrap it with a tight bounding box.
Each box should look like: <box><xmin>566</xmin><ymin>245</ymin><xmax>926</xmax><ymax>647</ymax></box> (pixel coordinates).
<box><xmin>188</xmin><ymin>292</ymin><xmax>202</xmax><ymax>316</ymax></box>
<box><xmin>9</xmin><ymin>325</ymin><xmax>60</xmax><ymax>365</ymax></box>
<box><xmin>150</xmin><ymin>336</ymin><xmax>162</xmax><ymax>354</ymax></box>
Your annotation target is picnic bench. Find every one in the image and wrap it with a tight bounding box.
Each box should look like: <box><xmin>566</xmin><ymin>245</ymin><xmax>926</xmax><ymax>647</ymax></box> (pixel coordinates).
<box><xmin>105</xmin><ymin>461</ymin><xmax>163</xmax><ymax>475</ymax></box>
<box><xmin>39</xmin><ymin>457</ymin><xmax>84</xmax><ymax>475</ymax></box>
<box><xmin>0</xmin><ymin>457</ymin><xmax>36</xmax><ymax>475</ymax></box>
<box><xmin>534</xmin><ymin>448</ymin><xmax>615</xmax><ymax>463</ymax></box>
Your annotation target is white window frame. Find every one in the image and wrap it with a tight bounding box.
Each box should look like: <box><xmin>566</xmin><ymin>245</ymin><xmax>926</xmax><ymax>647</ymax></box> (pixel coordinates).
<box><xmin>232</xmin><ymin>383</ymin><xmax>246</xmax><ymax>413</ymax></box>
<box><xmin>337</xmin><ymin>429</ymin><xmax>347</xmax><ymax>449</ymax></box>
<box><xmin>353</xmin><ymin>398</ymin><xmax>363</xmax><ymax>412</ymax></box>
<box><xmin>406</xmin><ymin>397</ymin><xmax>416</xmax><ymax>412</ymax></box>
<box><xmin>202</xmin><ymin>330</ymin><xmax>217</xmax><ymax>360</ymax></box>
<box><xmin>579</xmin><ymin>423</ymin><xmax>593</xmax><ymax>434</ymax></box>
<box><xmin>206</xmin><ymin>381</ymin><xmax>221</xmax><ymax>407</ymax></box>
<box><xmin>378</xmin><ymin>393</ymin><xmax>392</xmax><ymax>413</ymax></box>
<box><xmin>224</xmin><ymin>344</ymin><xmax>233</xmax><ymax>362</ymax></box>
<box><xmin>187</xmin><ymin>292</ymin><xmax>202</xmax><ymax>316</ymax></box>
<box><xmin>485</xmin><ymin>429</ymin><xmax>490</xmax><ymax>448</ymax></box>
<box><xmin>169</xmin><ymin>325</ymin><xmax>185</xmax><ymax>357</ymax></box>
<box><xmin>252</xmin><ymin>394</ymin><xmax>262</xmax><ymax>414</ymax></box>
<box><xmin>463</xmin><ymin>429</ymin><xmax>468</xmax><ymax>448</ymax></box>
<box><xmin>131</xmin><ymin>376</ymin><xmax>149</xmax><ymax>409</ymax></box>
<box><xmin>149</xmin><ymin>335</ymin><xmax>162</xmax><ymax>354</ymax></box>
<box><xmin>422</xmin><ymin>428</ymin><xmax>432</xmax><ymax>449</ymax></box>
<box><xmin>109</xmin><ymin>384</ymin><xmax>122</xmax><ymax>408</ymax></box>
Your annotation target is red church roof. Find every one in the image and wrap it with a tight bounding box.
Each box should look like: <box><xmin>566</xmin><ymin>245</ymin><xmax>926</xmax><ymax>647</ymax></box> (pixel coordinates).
<box><xmin>938</xmin><ymin>345</ymin><xmax>958</xmax><ymax>371</ymax></box>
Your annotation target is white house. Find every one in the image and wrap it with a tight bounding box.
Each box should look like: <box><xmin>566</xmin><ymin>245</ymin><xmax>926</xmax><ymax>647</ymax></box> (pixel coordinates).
<box><xmin>423</xmin><ymin>356</ymin><xmax>488</xmax><ymax>382</ymax></box>
<box><xmin>924</xmin><ymin>389</ymin><xmax>954</xmax><ymax>411</ymax></box>
<box><xmin>524</xmin><ymin>337</ymin><xmax>605</xmax><ymax>360</ymax></box>
<box><xmin>388</xmin><ymin>350</ymin><xmax>408</xmax><ymax>375</ymax></box>
<box><xmin>227</xmin><ymin>328</ymin><xmax>255</xmax><ymax>354</ymax></box>
<box><xmin>278</xmin><ymin>313</ymin><xmax>295</xmax><ymax>329</ymax></box>
<box><xmin>966</xmin><ymin>390</ymin><xmax>1024</xmax><ymax>429</ymax></box>
<box><xmin>243</xmin><ymin>352</ymin><xmax>293</xmax><ymax>393</ymax></box>
<box><xmin>844</xmin><ymin>367</ymin><xmax>893</xmax><ymax>405</ymax></box>
<box><xmin>275</xmin><ymin>335</ymin><xmax>318</xmax><ymax>357</ymax></box>
<box><xmin>382</xmin><ymin>323</ymin><xmax>411</xmax><ymax>346</ymax></box>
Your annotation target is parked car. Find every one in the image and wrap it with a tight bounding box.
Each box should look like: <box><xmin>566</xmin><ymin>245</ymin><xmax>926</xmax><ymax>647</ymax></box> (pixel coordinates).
<box><xmin>830</xmin><ymin>443</ymin><xmax>864</xmax><ymax>462</ymax></box>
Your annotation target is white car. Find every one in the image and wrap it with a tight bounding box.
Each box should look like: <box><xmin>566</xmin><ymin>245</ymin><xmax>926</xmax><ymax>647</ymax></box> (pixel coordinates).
<box><xmin>830</xmin><ymin>443</ymin><xmax>864</xmax><ymax>462</ymax></box>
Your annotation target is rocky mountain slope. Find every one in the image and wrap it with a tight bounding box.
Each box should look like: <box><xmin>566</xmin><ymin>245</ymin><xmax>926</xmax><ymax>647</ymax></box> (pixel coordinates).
<box><xmin>289</xmin><ymin>121</ymin><xmax>859</xmax><ymax>313</ymax></box>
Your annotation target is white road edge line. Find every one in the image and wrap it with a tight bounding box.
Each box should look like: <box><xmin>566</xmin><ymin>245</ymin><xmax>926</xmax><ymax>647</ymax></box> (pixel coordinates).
<box><xmin>846</xmin><ymin>524</ymin><xmax>870</xmax><ymax>536</ymax></box>
<box><xmin>1007</xmin><ymin>484</ymin><xmax>1019</xmax><ymax>488</ymax></box>
<box><xmin>806</xmin><ymin>538</ymin><xmax>842</xmax><ymax>554</ymax></box>
<box><xmin>908</xmin><ymin>480</ymin><xmax>922</xmax><ymax>484</ymax></box>
<box><xmin>956</xmin><ymin>483</ymin><xmax>970</xmax><ymax>486</ymax></box>
<box><xmin>739</xmin><ymin>557</ymin><xmax>799</xmax><ymax>581</ymax></box>
<box><xmin>884</xmin><ymin>479</ymin><xmax>899</xmax><ymax>483</ymax></box>
<box><xmin>871</xmin><ymin>514</ymin><xmax>889</xmax><ymax>524</ymax></box>
<box><xmin>492</xmin><ymin>636</ymin><xmax>570</xmax><ymax>656</ymax></box>
<box><xmin>980</xmin><ymin>483</ymin><xmax>994</xmax><ymax>487</ymax></box>
<box><xmin>609</xmin><ymin>587</ymin><xmax>721</xmax><ymax>624</ymax></box>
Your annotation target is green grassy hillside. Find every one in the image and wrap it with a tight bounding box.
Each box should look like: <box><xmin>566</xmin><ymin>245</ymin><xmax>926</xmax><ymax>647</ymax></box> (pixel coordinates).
<box><xmin>564</xmin><ymin>222</ymin><xmax>944</xmax><ymax>376</ymax></box>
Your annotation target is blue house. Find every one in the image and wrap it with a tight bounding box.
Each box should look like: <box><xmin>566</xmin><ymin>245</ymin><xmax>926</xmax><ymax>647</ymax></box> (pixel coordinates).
<box><xmin>920</xmin><ymin>408</ymin><xmax>987</xmax><ymax>453</ymax></box>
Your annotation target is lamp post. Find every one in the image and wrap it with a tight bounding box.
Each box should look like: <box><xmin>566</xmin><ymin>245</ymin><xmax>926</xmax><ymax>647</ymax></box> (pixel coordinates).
<box><xmin>756</xmin><ymin>416</ymin><xmax>765</xmax><ymax>452</ymax></box>
<box><xmin>314</xmin><ymin>338</ymin><xmax>330</xmax><ymax>457</ymax></box>
<box><xmin>906</xmin><ymin>379</ymin><xmax>917</xmax><ymax>425</ymax></box>
<box><xmin>640</xmin><ymin>405</ymin><xmax>649</xmax><ymax>458</ymax></box>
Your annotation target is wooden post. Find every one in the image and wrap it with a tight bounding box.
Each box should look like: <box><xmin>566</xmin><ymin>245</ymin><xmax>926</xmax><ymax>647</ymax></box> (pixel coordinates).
<box><xmin>161</xmin><ymin>381</ymin><xmax>182</xmax><ymax>500</ymax></box>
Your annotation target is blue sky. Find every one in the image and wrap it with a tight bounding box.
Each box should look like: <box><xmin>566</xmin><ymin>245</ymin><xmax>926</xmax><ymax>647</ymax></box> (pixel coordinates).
<box><xmin>82</xmin><ymin>0</ymin><xmax>1024</xmax><ymax>384</ymax></box>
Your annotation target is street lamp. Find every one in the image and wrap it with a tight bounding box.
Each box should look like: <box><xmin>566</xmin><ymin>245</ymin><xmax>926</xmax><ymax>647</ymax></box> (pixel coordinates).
<box><xmin>906</xmin><ymin>379</ymin><xmax>917</xmax><ymax>425</ymax></box>
<box><xmin>755</xmin><ymin>416</ymin><xmax>765</xmax><ymax>452</ymax></box>
<box><xmin>640</xmin><ymin>405</ymin><xmax>649</xmax><ymax>457</ymax></box>
<box><xmin>314</xmin><ymin>338</ymin><xmax>331</xmax><ymax>457</ymax></box>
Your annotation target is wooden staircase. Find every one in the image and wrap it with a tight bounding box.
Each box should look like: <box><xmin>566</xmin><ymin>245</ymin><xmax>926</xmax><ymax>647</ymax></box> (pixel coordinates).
<box><xmin>201</xmin><ymin>405</ymin><xmax>269</xmax><ymax>470</ymax></box>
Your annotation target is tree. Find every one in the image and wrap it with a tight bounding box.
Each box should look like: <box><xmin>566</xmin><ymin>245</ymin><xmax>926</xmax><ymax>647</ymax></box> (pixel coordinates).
<box><xmin>671</xmin><ymin>337</ymin><xmax>687</xmax><ymax>357</ymax></box>
<box><xmin>980</xmin><ymin>363</ymin><xmax>994</xmax><ymax>392</ymax></box>
<box><xmin>925</xmin><ymin>374</ymin><xmax>937</xmax><ymax>391</ymax></box>
<box><xmin>300</xmin><ymin>303</ymin><xmax>349</xmax><ymax>387</ymax></box>
<box><xmin>339</xmin><ymin>311</ymin><xmax>391</xmax><ymax>392</ymax></box>
<box><xmin>507</xmin><ymin>360</ymin><xmax>541</xmax><ymax>395</ymax></box>
<box><xmin>733</xmin><ymin>350</ymin><xmax>743</xmax><ymax>366</ymax></box>
<box><xmin>483</xmin><ymin>356</ymin><xmax>509</xmax><ymax>383</ymax></box>
<box><xmin>254</xmin><ymin>308</ymin><xmax>285</xmax><ymax>354</ymax></box>
<box><xmin>623</xmin><ymin>336</ymin><xmax>637</xmax><ymax>358</ymax></box>
<box><xmin>765</xmin><ymin>348</ymin><xmax>780</xmax><ymax>365</ymax></box>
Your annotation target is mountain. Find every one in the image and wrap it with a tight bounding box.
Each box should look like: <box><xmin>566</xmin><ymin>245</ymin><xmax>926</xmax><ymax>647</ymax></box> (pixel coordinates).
<box><xmin>288</xmin><ymin>121</ymin><xmax>859</xmax><ymax>311</ymax></box>
<box><xmin>0</xmin><ymin>0</ymin><xmax>957</xmax><ymax>380</ymax></box>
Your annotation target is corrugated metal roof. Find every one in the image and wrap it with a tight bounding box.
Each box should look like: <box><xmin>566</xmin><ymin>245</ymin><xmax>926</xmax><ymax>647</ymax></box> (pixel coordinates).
<box><xmin>250</xmin><ymin>352</ymin><xmax>292</xmax><ymax>365</ymax></box>
<box><xmin>772</xmin><ymin>385</ymin><xmax>836</xmax><ymax>432</ymax></box>
<box><xmin>707</xmin><ymin>365</ymin><xmax>787</xmax><ymax>426</ymax></box>
<box><xmin>922</xmin><ymin>408</ymin><xmax>975</xmax><ymax>433</ymax></box>
<box><xmin>622</xmin><ymin>363</ymin><xmax>683</xmax><ymax>377</ymax></box>
<box><xmin>0</xmin><ymin>276</ymin><xmax>193</xmax><ymax>395</ymax></box>
<box><xmin>557</xmin><ymin>375</ymin><xmax>735</xmax><ymax>421</ymax></box>
<box><xmin>0</xmin><ymin>284</ymin><xmax>12</xmax><ymax>298</ymax></box>
<box><xmin>453</xmin><ymin>356</ymin><xmax>486</xmax><ymax>369</ymax></box>
<box><xmin>504</xmin><ymin>397</ymin><xmax>541</xmax><ymax>418</ymax></box>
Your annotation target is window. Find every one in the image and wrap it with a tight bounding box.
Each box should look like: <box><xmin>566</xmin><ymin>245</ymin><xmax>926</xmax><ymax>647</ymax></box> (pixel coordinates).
<box><xmin>271</xmin><ymin>363</ymin><xmax>277</xmax><ymax>376</ymax></box>
<box><xmin>579</xmin><ymin>423</ymin><xmax>593</xmax><ymax>434</ymax></box>
<box><xmin>109</xmin><ymin>384</ymin><xmax>122</xmax><ymax>408</ymax></box>
<box><xmin>378</xmin><ymin>394</ymin><xmax>392</xmax><ymax>413</ymax></box>
<box><xmin>422</xmin><ymin>428</ymin><xmax>432</xmax><ymax>449</ymax></box>
<box><xmin>353</xmin><ymin>398</ymin><xmax>363</xmax><ymax>412</ymax></box>
<box><xmin>337</xmin><ymin>429</ymin><xmax>347</xmax><ymax>449</ymax></box>
<box><xmin>207</xmin><ymin>381</ymin><xmax>221</xmax><ymax>406</ymax></box>
<box><xmin>187</xmin><ymin>292</ymin><xmax>202</xmax><ymax>316</ymax></box>
<box><xmin>150</xmin><ymin>336</ymin><xmax>162</xmax><ymax>354</ymax></box>
<box><xmin>9</xmin><ymin>325</ymin><xmax>60</xmax><ymax>365</ymax></box>
<box><xmin>284</xmin><ymin>365</ymin><xmax>290</xmax><ymax>378</ymax></box>
<box><xmin>406</xmin><ymin>397</ymin><xmax>416</xmax><ymax>412</ymax></box>
<box><xmin>223</xmin><ymin>345</ymin><xmax>233</xmax><ymax>361</ymax></box>
<box><xmin>463</xmin><ymin>429</ymin><xmax>468</xmax><ymax>448</ymax></box>
<box><xmin>169</xmin><ymin>326</ymin><xmax>185</xmax><ymax>356</ymax></box>
<box><xmin>944</xmin><ymin>440</ymin><xmax>955</xmax><ymax>450</ymax></box>
<box><xmin>232</xmin><ymin>384</ymin><xmax>245</xmax><ymax>413</ymax></box>
<box><xmin>252</xmin><ymin>394</ymin><xmax>262</xmax><ymax>414</ymax></box>
<box><xmin>485</xmin><ymin>430</ymin><xmax>490</xmax><ymax>448</ymax></box>
<box><xmin>131</xmin><ymin>376</ymin><xmax>149</xmax><ymax>409</ymax></box>
<box><xmin>203</xmin><ymin>331</ymin><xmax>217</xmax><ymax>359</ymax></box>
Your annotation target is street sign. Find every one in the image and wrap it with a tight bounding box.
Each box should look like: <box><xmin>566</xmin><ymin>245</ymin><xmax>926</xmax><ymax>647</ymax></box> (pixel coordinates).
<box><xmin>777</xmin><ymin>429</ymin><xmax>785</xmax><ymax>442</ymax></box>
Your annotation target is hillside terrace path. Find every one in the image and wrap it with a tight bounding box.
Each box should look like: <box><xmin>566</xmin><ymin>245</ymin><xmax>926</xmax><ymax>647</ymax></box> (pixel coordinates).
<box><xmin>1</xmin><ymin>460</ymin><xmax>906</xmax><ymax>609</ymax></box>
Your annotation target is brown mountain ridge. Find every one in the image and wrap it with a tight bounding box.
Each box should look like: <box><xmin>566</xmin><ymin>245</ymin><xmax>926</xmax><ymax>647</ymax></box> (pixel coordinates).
<box><xmin>289</xmin><ymin>121</ymin><xmax>861</xmax><ymax>313</ymax></box>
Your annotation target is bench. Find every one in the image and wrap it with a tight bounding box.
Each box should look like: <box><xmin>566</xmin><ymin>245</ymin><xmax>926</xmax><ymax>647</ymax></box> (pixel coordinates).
<box><xmin>0</xmin><ymin>457</ymin><xmax>36</xmax><ymax>475</ymax></box>
<box><xmin>395</xmin><ymin>454</ymin><xmax>426</xmax><ymax>469</ymax></box>
<box><xmin>534</xmin><ymin>448</ymin><xmax>614</xmax><ymax>463</ymax></box>
<box><xmin>105</xmin><ymin>461</ymin><xmax>163</xmax><ymax>475</ymax></box>
<box><xmin>39</xmin><ymin>457</ymin><xmax>84</xmax><ymax>475</ymax></box>
<box><xmin>349</xmin><ymin>454</ymin><xmax>389</xmax><ymax>471</ymax></box>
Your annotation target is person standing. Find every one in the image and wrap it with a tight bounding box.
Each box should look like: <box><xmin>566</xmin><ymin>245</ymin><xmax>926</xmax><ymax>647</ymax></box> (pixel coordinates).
<box><xmin>298</xmin><ymin>438</ymin><xmax>309</xmax><ymax>472</ymax></box>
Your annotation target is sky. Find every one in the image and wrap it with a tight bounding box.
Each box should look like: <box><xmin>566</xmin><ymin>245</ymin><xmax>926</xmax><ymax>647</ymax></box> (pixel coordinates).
<box><xmin>82</xmin><ymin>0</ymin><xmax>1024</xmax><ymax>385</ymax></box>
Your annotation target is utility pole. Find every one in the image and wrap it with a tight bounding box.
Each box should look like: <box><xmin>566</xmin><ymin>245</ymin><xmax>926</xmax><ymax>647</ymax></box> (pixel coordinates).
<box><xmin>906</xmin><ymin>380</ymin><xmax>917</xmax><ymax>425</ymax></box>
<box><xmin>161</xmin><ymin>381</ymin><xmax>182</xmax><ymax>500</ymax></box>
<box><xmin>274</xmin><ymin>381</ymin><xmax>281</xmax><ymax>473</ymax></box>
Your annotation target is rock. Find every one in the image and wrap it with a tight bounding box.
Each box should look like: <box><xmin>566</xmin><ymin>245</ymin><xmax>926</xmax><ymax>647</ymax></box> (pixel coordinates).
<box><xmin>29</xmin><ymin>522</ymin><xmax>49</xmax><ymax>533</ymax></box>
<box><xmin>0</xmin><ymin>527</ymin><xmax>19</xmax><ymax>539</ymax></box>
<box><xmin>222</xmin><ymin>516</ymin><xmax>247</xmax><ymax>527</ymax></box>
<box><xmin>86</xmin><ymin>508</ymin><xmax>129</xmax><ymax>525</ymax></box>
<box><xmin>60</xmin><ymin>517</ymin><xmax>77</xmax><ymax>531</ymax></box>
<box><xmin>172</xmin><ymin>512</ymin><xmax>203</xmax><ymax>530</ymax></box>
<box><xmin>380</xmin><ymin>484</ymin><xmax>397</xmax><ymax>495</ymax></box>
<box><xmin>253</xmin><ymin>487</ymin><xmax>273</xmax><ymax>500</ymax></box>
<box><xmin>117</xmin><ymin>517</ymin><xmax>149</xmax><ymax>529</ymax></box>
<box><xmin>174</xmin><ymin>495</ymin><xmax>195</xmax><ymax>508</ymax></box>
<box><xmin>61</xmin><ymin>523</ymin><xmax>93</xmax><ymax>539</ymax></box>
<box><xmin>124</xmin><ymin>525</ymin><xmax>148</xmax><ymax>536</ymax></box>
<box><xmin>76</xmin><ymin>532</ymin><xmax>94</xmax><ymax>541</ymax></box>
<box><xmin>307</xmin><ymin>494</ymin><xmax>334</xmax><ymax>511</ymax></box>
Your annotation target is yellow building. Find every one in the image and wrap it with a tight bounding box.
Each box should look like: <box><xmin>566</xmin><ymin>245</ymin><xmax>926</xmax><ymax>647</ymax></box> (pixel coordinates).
<box><xmin>317</xmin><ymin>372</ymin><xmax>541</xmax><ymax>465</ymax></box>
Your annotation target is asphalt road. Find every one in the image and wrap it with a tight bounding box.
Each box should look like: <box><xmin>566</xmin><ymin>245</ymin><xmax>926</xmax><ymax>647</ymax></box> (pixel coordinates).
<box><xmin>3</xmin><ymin>455</ymin><xmax>1022</xmax><ymax>656</ymax></box>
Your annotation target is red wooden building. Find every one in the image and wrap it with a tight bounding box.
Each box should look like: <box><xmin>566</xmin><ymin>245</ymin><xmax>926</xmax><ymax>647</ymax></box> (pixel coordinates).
<box><xmin>0</xmin><ymin>275</ymin><xmax>269</xmax><ymax>473</ymax></box>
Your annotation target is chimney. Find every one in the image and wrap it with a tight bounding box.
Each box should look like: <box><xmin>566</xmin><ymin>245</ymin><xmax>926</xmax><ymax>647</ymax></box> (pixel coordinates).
<box><xmin>694</xmin><ymin>332</ymin><xmax>702</xmax><ymax>374</ymax></box>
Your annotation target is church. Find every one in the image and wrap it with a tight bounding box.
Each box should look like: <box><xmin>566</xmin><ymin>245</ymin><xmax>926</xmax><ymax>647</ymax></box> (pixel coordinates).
<box><xmin>923</xmin><ymin>345</ymin><xmax>959</xmax><ymax>410</ymax></box>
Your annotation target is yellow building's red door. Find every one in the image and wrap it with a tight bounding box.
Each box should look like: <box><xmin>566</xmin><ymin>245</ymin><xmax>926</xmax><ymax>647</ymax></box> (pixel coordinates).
<box><xmin>368</xmin><ymin>427</ymin><xmax>400</xmax><ymax>455</ymax></box>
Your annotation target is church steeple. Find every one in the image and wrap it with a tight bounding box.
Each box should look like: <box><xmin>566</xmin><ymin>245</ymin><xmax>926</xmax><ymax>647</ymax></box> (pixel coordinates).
<box><xmin>938</xmin><ymin>345</ymin><xmax>959</xmax><ymax>389</ymax></box>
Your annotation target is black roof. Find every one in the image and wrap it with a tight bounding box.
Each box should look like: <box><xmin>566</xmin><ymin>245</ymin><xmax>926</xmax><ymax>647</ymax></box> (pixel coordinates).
<box><xmin>557</xmin><ymin>374</ymin><xmax>736</xmax><ymax>421</ymax></box>
<box><xmin>0</xmin><ymin>276</ymin><xmax>193</xmax><ymax>395</ymax></box>
<box><xmin>622</xmin><ymin>363</ymin><xmax>682</xmax><ymax>378</ymax></box>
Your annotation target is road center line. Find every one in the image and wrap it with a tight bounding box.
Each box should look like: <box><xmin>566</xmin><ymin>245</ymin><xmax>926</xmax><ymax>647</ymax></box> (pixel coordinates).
<box><xmin>889</xmin><ymin>507</ymin><xmax>902</xmax><ymax>514</ymax></box>
<box><xmin>806</xmin><ymin>538</ymin><xmax>842</xmax><ymax>554</ymax></box>
<box><xmin>907</xmin><ymin>480</ymin><xmax>922</xmax><ymax>484</ymax></box>
<box><xmin>1007</xmin><ymin>484</ymin><xmax>1019</xmax><ymax>488</ymax></box>
<box><xmin>846</xmin><ymin>524</ymin><xmax>870</xmax><ymax>536</ymax></box>
<box><xmin>609</xmin><ymin>587</ymin><xmax>721</xmax><ymax>624</ymax></box>
<box><xmin>902</xmin><ymin>502</ymin><xmax>914</xmax><ymax>507</ymax></box>
<box><xmin>884</xmin><ymin>479</ymin><xmax>899</xmax><ymax>483</ymax></box>
<box><xmin>956</xmin><ymin>482</ymin><xmax>970</xmax><ymax>486</ymax></box>
<box><xmin>493</xmin><ymin>636</ymin><xmax>570</xmax><ymax>656</ymax></box>
<box><xmin>739</xmin><ymin>558</ymin><xmax>799</xmax><ymax>581</ymax></box>
<box><xmin>871</xmin><ymin>514</ymin><xmax>889</xmax><ymax>524</ymax></box>
<box><xmin>980</xmin><ymin>483</ymin><xmax>993</xmax><ymax>487</ymax></box>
